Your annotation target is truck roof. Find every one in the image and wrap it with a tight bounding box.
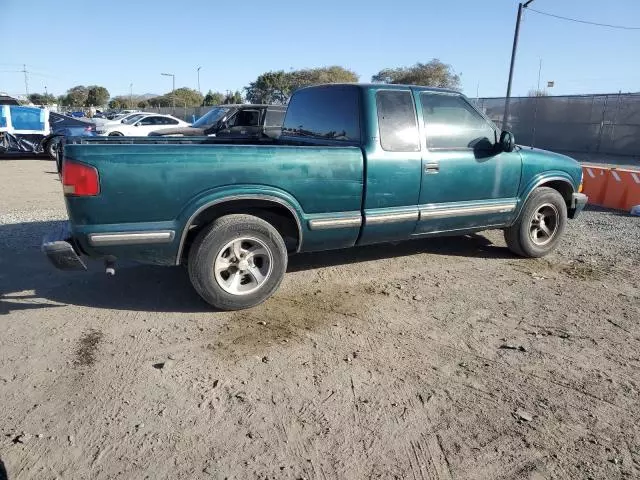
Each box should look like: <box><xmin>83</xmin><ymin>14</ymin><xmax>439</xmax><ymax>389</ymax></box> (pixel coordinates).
<box><xmin>297</xmin><ymin>83</ymin><xmax>461</xmax><ymax>95</ymax></box>
<box><xmin>220</xmin><ymin>104</ymin><xmax>286</xmax><ymax>109</ymax></box>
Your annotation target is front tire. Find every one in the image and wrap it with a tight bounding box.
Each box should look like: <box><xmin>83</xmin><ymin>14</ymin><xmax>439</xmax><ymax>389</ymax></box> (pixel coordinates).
<box><xmin>188</xmin><ymin>214</ymin><xmax>288</xmax><ymax>310</ymax></box>
<box><xmin>45</xmin><ymin>136</ymin><xmax>62</xmax><ymax>160</ymax></box>
<box><xmin>108</xmin><ymin>132</ymin><xmax>123</xmax><ymax>136</ymax></box>
<box><xmin>504</xmin><ymin>187</ymin><xmax>567</xmax><ymax>258</ymax></box>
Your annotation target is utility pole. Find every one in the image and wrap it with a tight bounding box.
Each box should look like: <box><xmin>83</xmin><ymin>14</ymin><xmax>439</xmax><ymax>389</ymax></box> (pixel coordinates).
<box><xmin>130</xmin><ymin>83</ymin><xmax>133</xmax><ymax>109</ymax></box>
<box><xmin>503</xmin><ymin>0</ymin><xmax>535</xmax><ymax>130</ymax></box>
<box><xmin>197</xmin><ymin>66</ymin><xmax>202</xmax><ymax>94</ymax></box>
<box><xmin>22</xmin><ymin>64</ymin><xmax>29</xmax><ymax>97</ymax></box>
<box><xmin>161</xmin><ymin>72</ymin><xmax>176</xmax><ymax>111</ymax></box>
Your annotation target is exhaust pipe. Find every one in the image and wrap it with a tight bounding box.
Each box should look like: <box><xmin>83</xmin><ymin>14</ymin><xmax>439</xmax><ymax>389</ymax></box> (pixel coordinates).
<box><xmin>104</xmin><ymin>256</ymin><xmax>116</xmax><ymax>276</ymax></box>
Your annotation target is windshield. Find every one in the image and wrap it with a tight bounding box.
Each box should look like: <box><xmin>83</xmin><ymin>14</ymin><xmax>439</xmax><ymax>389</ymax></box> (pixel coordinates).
<box><xmin>192</xmin><ymin>107</ymin><xmax>230</xmax><ymax>128</ymax></box>
<box><xmin>122</xmin><ymin>113</ymin><xmax>144</xmax><ymax>124</ymax></box>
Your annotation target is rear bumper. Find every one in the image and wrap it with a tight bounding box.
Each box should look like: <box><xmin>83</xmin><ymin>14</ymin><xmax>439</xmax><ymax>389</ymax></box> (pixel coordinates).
<box><xmin>569</xmin><ymin>193</ymin><xmax>588</xmax><ymax>219</ymax></box>
<box><xmin>41</xmin><ymin>223</ymin><xmax>87</xmax><ymax>271</ymax></box>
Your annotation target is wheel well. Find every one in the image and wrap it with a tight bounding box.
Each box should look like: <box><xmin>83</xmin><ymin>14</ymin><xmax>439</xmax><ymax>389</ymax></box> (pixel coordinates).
<box><xmin>179</xmin><ymin>199</ymin><xmax>301</xmax><ymax>263</ymax></box>
<box><xmin>539</xmin><ymin>180</ymin><xmax>573</xmax><ymax>208</ymax></box>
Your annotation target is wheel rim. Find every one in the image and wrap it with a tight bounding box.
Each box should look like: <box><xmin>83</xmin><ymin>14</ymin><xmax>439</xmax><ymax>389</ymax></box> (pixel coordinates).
<box><xmin>529</xmin><ymin>203</ymin><xmax>559</xmax><ymax>246</ymax></box>
<box><xmin>213</xmin><ymin>237</ymin><xmax>273</xmax><ymax>296</ymax></box>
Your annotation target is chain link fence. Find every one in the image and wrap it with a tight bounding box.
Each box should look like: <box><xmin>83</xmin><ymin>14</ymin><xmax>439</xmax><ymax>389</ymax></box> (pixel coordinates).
<box><xmin>474</xmin><ymin>93</ymin><xmax>640</xmax><ymax>157</ymax></box>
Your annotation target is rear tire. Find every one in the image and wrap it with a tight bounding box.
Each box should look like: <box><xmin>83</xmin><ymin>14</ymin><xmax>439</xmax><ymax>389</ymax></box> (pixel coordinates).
<box><xmin>108</xmin><ymin>132</ymin><xmax>123</xmax><ymax>136</ymax></box>
<box><xmin>188</xmin><ymin>214</ymin><xmax>288</xmax><ymax>310</ymax></box>
<box><xmin>504</xmin><ymin>187</ymin><xmax>567</xmax><ymax>258</ymax></box>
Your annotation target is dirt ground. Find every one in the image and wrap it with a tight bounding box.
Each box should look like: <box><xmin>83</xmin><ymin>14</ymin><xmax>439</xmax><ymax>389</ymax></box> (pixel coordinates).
<box><xmin>1</xmin><ymin>158</ymin><xmax>639</xmax><ymax>480</ymax></box>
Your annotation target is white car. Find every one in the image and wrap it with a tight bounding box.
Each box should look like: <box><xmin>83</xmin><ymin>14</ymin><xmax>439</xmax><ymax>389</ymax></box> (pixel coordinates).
<box><xmin>94</xmin><ymin>112</ymin><xmax>152</xmax><ymax>129</ymax></box>
<box><xmin>98</xmin><ymin>114</ymin><xmax>190</xmax><ymax>136</ymax></box>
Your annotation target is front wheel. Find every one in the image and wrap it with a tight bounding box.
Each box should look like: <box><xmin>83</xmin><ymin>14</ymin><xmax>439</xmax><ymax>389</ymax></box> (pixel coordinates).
<box><xmin>108</xmin><ymin>132</ymin><xmax>123</xmax><ymax>136</ymax></box>
<box><xmin>188</xmin><ymin>214</ymin><xmax>288</xmax><ymax>310</ymax></box>
<box><xmin>46</xmin><ymin>136</ymin><xmax>62</xmax><ymax>160</ymax></box>
<box><xmin>504</xmin><ymin>187</ymin><xmax>568</xmax><ymax>258</ymax></box>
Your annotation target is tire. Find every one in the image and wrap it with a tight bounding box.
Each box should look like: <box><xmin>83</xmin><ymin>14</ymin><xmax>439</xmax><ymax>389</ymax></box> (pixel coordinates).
<box><xmin>188</xmin><ymin>214</ymin><xmax>288</xmax><ymax>310</ymax></box>
<box><xmin>108</xmin><ymin>132</ymin><xmax>123</xmax><ymax>136</ymax></box>
<box><xmin>46</xmin><ymin>136</ymin><xmax>62</xmax><ymax>161</ymax></box>
<box><xmin>504</xmin><ymin>187</ymin><xmax>567</xmax><ymax>258</ymax></box>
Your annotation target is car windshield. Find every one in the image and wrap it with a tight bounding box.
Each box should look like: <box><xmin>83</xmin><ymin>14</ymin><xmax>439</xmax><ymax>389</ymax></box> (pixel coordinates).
<box><xmin>122</xmin><ymin>114</ymin><xmax>144</xmax><ymax>124</ymax></box>
<box><xmin>192</xmin><ymin>107</ymin><xmax>230</xmax><ymax>128</ymax></box>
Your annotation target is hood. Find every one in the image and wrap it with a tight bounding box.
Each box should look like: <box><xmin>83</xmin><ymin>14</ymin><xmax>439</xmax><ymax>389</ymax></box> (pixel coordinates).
<box><xmin>518</xmin><ymin>146</ymin><xmax>583</xmax><ymax>187</ymax></box>
<box><xmin>148</xmin><ymin>127</ymin><xmax>205</xmax><ymax>137</ymax></box>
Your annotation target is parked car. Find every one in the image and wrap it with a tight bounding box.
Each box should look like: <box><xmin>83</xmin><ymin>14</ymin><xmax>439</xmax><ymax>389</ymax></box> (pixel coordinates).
<box><xmin>97</xmin><ymin>113</ymin><xmax>189</xmax><ymax>136</ymax></box>
<box><xmin>149</xmin><ymin>105</ymin><xmax>286</xmax><ymax>139</ymax></box>
<box><xmin>44</xmin><ymin>83</ymin><xmax>587</xmax><ymax>311</ymax></box>
<box><xmin>0</xmin><ymin>104</ymin><xmax>50</xmax><ymax>154</ymax></box>
<box><xmin>42</xmin><ymin>112</ymin><xmax>97</xmax><ymax>160</ymax></box>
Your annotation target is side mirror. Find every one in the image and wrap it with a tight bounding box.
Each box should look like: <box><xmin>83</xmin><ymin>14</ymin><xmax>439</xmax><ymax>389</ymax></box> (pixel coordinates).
<box><xmin>499</xmin><ymin>131</ymin><xmax>515</xmax><ymax>152</ymax></box>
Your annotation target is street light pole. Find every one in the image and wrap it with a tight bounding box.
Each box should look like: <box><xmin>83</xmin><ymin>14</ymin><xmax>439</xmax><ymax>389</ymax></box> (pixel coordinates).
<box><xmin>503</xmin><ymin>0</ymin><xmax>535</xmax><ymax>130</ymax></box>
<box><xmin>161</xmin><ymin>72</ymin><xmax>175</xmax><ymax>111</ymax></box>
<box><xmin>197</xmin><ymin>66</ymin><xmax>202</xmax><ymax>94</ymax></box>
<box><xmin>130</xmin><ymin>83</ymin><xmax>133</xmax><ymax>109</ymax></box>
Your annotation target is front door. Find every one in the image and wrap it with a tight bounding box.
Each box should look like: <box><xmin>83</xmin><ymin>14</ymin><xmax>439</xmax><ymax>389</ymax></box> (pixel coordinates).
<box><xmin>414</xmin><ymin>91</ymin><xmax>522</xmax><ymax>234</ymax></box>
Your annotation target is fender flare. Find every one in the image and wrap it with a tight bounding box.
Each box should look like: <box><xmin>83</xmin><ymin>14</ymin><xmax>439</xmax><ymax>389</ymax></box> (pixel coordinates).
<box><xmin>513</xmin><ymin>171</ymin><xmax>576</xmax><ymax>220</ymax></box>
<box><xmin>174</xmin><ymin>186</ymin><xmax>306</xmax><ymax>265</ymax></box>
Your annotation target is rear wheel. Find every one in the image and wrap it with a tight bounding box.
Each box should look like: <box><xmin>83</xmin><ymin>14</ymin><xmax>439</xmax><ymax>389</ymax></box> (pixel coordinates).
<box><xmin>504</xmin><ymin>187</ymin><xmax>567</xmax><ymax>258</ymax></box>
<box><xmin>108</xmin><ymin>132</ymin><xmax>123</xmax><ymax>136</ymax></box>
<box><xmin>188</xmin><ymin>214</ymin><xmax>288</xmax><ymax>310</ymax></box>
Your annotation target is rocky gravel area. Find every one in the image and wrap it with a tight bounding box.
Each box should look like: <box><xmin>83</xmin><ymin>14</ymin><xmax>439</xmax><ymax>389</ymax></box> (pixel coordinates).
<box><xmin>0</xmin><ymin>159</ymin><xmax>639</xmax><ymax>480</ymax></box>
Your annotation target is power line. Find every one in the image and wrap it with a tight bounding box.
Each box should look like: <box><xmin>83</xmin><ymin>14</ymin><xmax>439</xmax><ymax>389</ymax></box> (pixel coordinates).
<box><xmin>528</xmin><ymin>8</ymin><xmax>640</xmax><ymax>30</ymax></box>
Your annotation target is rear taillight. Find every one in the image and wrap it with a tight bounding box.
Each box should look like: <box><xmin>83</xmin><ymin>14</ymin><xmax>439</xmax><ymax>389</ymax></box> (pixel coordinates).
<box><xmin>85</xmin><ymin>125</ymin><xmax>95</xmax><ymax>132</ymax></box>
<box><xmin>62</xmin><ymin>161</ymin><xmax>100</xmax><ymax>196</ymax></box>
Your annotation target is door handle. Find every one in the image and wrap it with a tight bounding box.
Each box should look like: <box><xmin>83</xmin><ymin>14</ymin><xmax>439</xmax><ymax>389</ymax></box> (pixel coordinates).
<box><xmin>425</xmin><ymin>161</ymin><xmax>440</xmax><ymax>174</ymax></box>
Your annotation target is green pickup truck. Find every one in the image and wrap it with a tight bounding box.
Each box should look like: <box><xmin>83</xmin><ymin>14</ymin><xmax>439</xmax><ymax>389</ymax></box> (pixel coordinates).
<box><xmin>44</xmin><ymin>83</ymin><xmax>587</xmax><ymax>310</ymax></box>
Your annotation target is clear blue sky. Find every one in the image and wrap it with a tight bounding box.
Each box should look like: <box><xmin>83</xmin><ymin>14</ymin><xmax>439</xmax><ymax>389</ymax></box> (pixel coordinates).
<box><xmin>1</xmin><ymin>0</ymin><xmax>638</xmax><ymax>99</ymax></box>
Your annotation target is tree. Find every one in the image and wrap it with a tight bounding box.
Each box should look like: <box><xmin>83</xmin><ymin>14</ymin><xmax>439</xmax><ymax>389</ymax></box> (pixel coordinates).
<box><xmin>64</xmin><ymin>85</ymin><xmax>89</xmax><ymax>107</ymax></box>
<box><xmin>172</xmin><ymin>87</ymin><xmax>204</xmax><ymax>107</ymax></box>
<box><xmin>203</xmin><ymin>90</ymin><xmax>225</xmax><ymax>106</ymax></box>
<box><xmin>86</xmin><ymin>85</ymin><xmax>110</xmax><ymax>106</ymax></box>
<box><xmin>137</xmin><ymin>100</ymin><xmax>149</xmax><ymax>109</ymax></box>
<box><xmin>28</xmin><ymin>93</ymin><xmax>56</xmax><ymax>105</ymax></box>
<box><xmin>372</xmin><ymin>59</ymin><xmax>461</xmax><ymax>90</ymax></box>
<box><xmin>528</xmin><ymin>89</ymin><xmax>548</xmax><ymax>97</ymax></box>
<box><xmin>245</xmin><ymin>66</ymin><xmax>358</xmax><ymax>104</ymax></box>
<box><xmin>147</xmin><ymin>87</ymin><xmax>203</xmax><ymax>108</ymax></box>
<box><xmin>223</xmin><ymin>90</ymin><xmax>244</xmax><ymax>104</ymax></box>
<box><xmin>108</xmin><ymin>96</ymin><xmax>130</xmax><ymax>109</ymax></box>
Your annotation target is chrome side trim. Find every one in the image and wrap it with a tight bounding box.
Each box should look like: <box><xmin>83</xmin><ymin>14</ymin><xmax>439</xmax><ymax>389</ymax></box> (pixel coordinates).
<box><xmin>175</xmin><ymin>194</ymin><xmax>304</xmax><ymax>265</ymax></box>
<box><xmin>365</xmin><ymin>211</ymin><xmax>419</xmax><ymax>225</ymax></box>
<box><xmin>89</xmin><ymin>230</ymin><xmax>175</xmax><ymax>246</ymax></box>
<box><xmin>411</xmin><ymin>223</ymin><xmax>506</xmax><ymax>237</ymax></box>
<box><xmin>419</xmin><ymin>200</ymin><xmax>517</xmax><ymax>220</ymax></box>
<box><xmin>308</xmin><ymin>216</ymin><xmax>362</xmax><ymax>230</ymax></box>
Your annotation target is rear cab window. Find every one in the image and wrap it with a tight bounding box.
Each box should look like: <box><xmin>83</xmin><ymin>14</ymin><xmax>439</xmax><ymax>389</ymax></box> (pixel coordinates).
<box><xmin>282</xmin><ymin>85</ymin><xmax>360</xmax><ymax>143</ymax></box>
<box><xmin>376</xmin><ymin>90</ymin><xmax>420</xmax><ymax>152</ymax></box>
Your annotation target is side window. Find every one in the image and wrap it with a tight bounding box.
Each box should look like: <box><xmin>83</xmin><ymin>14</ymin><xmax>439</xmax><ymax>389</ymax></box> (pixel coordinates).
<box><xmin>420</xmin><ymin>93</ymin><xmax>496</xmax><ymax>150</ymax></box>
<box><xmin>139</xmin><ymin>116</ymin><xmax>160</xmax><ymax>126</ymax></box>
<box><xmin>283</xmin><ymin>85</ymin><xmax>360</xmax><ymax>142</ymax></box>
<box><xmin>376</xmin><ymin>90</ymin><xmax>420</xmax><ymax>152</ymax></box>
<box><xmin>265</xmin><ymin>108</ymin><xmax>286</xmax><ymax>127</ymax></box>
<box><xmin>165</xmin><ymin>118</ymin><xmax>179</xmax><ymax>125</ymax></box>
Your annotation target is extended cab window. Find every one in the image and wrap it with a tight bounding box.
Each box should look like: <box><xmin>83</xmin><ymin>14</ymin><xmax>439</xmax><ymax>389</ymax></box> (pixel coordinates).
<box><xmin>376</xmin><ymin>90</ymin><xmax>419</xmax><ymax>152</ymax></box>
<box><xmin>420</xmin><ymin>93</ymin><xmax>496</xmax><ymax>150</ymax></box>
<box><xmin>264</xmin><ymin>108</ymin><xmax>285</xmax><ymax>127</ymax></box>
<box><xmin>283</xmin><ymin>86</ymin><xmax>360</xmax><ymax>142</ymax></box>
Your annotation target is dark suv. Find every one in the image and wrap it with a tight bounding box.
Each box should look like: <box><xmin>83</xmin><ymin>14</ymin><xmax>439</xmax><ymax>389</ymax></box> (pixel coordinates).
<box><xmin>149</xmin><ymin>104</ymin><xmax>286</xmax><ymax>139</ymax></box>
